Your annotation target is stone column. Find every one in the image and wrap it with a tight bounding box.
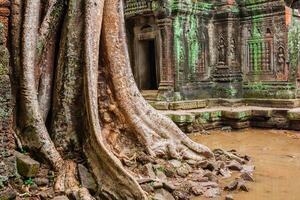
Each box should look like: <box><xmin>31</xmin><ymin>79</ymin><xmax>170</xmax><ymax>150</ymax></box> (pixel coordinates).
<box><xmin>157</xmin><ymin>18</ymin><xmax>174</xmax><ymax>100</ymax></box>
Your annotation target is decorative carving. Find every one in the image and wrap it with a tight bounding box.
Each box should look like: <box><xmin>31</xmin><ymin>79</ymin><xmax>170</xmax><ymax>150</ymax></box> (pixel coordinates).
<box><xmin>218</xmin><ymin>37</ymin><xmax>227</xmax><ymax>65</ymax></box>
<box><xmin>277</xmin><ymin>46</ymin><xmax>285</xmax><ymax>73</ymax></box>
<box><xmin>230</xmin><ymin>38</ymin><xmax>237</xmax><ymax>63</ymax></box>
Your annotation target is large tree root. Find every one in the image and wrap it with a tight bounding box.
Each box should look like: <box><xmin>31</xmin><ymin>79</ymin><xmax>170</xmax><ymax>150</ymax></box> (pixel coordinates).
<box><xmin>101</xmin><ymin>0</ymin><xmax>213</xmax><ymax>161</ymax></box>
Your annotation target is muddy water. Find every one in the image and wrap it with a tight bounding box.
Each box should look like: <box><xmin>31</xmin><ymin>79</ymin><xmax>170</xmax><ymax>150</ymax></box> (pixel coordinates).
<box><xmin>190</xmin><ymin>129</ymin><xmax>300</xmax><ymax>200</ymax></box>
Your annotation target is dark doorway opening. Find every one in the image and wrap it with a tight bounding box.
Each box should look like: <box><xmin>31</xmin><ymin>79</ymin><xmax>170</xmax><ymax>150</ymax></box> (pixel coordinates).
<box><xmin>139</xmin><ymin>39</ymin><xmax>158</xmax><ymax>90</ymax></box>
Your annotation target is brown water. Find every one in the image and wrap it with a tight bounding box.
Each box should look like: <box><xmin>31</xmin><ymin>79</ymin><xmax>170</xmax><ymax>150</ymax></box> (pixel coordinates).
<box><xmin>190</xmin><ymin>128</ymin><xmax>300</xmax><ymax>200</ymax></box>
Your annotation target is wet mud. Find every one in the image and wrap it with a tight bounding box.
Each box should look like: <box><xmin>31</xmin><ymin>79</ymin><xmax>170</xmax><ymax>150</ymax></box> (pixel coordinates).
<box><xmin>191</xmin><ymin>128</ymin><xmax>300</xmax><ymax>200</ymax></box>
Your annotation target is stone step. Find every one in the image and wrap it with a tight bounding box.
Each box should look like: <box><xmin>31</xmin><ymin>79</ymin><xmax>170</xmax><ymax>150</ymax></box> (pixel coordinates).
<box><xmin>159</xmin><ymin>106</ymin><xmax>300</xmax><ymax>131</ymax></box>
<box><xmin>149</xmin><ymin>98</ymin><xmax>300</xmax><ymax>110</ymax></box>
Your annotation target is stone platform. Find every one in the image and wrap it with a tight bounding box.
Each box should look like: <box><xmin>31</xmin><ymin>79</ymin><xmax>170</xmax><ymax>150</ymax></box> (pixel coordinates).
<box><xmin>149</xmin><ymin>99</ymin><xmax>300</xmax><ymax>132</ymax></box>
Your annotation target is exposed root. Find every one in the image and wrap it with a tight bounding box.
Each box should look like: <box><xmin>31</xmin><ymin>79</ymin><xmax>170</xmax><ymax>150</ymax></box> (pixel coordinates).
<box><xmin>101</xmin><ymin>0</ymin><xmax>213</xmax><ymax>162</ymax></box>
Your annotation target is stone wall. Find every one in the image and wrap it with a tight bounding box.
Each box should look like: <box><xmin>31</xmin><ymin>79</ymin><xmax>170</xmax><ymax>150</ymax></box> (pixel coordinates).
<box><xmin>0</xmin><ymin>0</ymin><xmax>16</xmax><ymax>188</ymax></box>
<box><xmin>125</xmin><ymin>0</ymin><xmax>300</xmax><ymax>100</ymax></box>
<box><xmin>0</xmin><ymin>0</ymin><xmax>10</xmax><ymax>45</ymax></box>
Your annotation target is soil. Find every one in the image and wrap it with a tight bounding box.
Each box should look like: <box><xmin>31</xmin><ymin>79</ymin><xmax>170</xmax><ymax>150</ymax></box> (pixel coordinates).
<box><xmin>190</xmin><ymin>128</ymin><xmax>300</xmax><ymax>200</ymax></box>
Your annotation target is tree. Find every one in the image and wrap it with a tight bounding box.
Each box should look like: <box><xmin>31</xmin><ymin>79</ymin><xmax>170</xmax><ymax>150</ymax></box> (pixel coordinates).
<box><xmin>10</xmin><ymin>0</ymin><xmax>247</xmax><ymax>199</ymax></box>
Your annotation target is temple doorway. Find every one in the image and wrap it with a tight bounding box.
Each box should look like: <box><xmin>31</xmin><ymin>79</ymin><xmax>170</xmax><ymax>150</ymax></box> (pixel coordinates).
<box><xmin>138</xmin><ymin>39</ymin><xmax>159</xmax><ymax>90</ymax></box>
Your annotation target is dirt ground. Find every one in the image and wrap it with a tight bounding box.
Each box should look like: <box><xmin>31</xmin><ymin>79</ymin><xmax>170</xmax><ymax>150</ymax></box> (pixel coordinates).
<box><xmin>190</xmin><ymin>128</ymin><xmax>300</xmax><ymax>200</ymax></box>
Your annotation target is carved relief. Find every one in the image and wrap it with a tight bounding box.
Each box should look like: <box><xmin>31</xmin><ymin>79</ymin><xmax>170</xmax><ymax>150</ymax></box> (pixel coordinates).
<box><xmin>218</xmin><ymin>36</ymin><xmax>227</xmax><ymax>65</ymax></box>
<box><xmin>230</xmin><ymin>38</ymin><xmax>237</xmax><ymax>63</ymax></box>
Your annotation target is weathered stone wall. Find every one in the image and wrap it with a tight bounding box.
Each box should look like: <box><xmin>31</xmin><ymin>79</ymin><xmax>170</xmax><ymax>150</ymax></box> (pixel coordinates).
<box><xmin>125</xmin><ymin>0</ymin><xmax>300</xmax><ymax>100</ymax></box>
<box><xmin>0</xmin><ymin>0</ymin><xmax>10</xmax><ymax>45</ymax></box>
<box><xmin>0</xmin><ymin>0</ymin><xmax>16</xmax><ymax>188</ymax></box>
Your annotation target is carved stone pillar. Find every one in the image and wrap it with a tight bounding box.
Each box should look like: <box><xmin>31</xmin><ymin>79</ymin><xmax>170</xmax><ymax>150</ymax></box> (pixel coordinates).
<box><xmin>157</xmin><ymin>18</ymin><xmax>174</xmax><ymax>99</ymax></box>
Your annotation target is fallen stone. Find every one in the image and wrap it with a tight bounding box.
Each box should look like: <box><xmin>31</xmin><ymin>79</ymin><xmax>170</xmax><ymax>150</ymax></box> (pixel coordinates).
<box><xmin>52</xmin><ymin>196</ymin><xmax>69</xmax><ymax>200</ymax></box>
<box><xmin>241</xmin><ymin>165</ymin><xmax>255</xmax><ymax>174</ymax></box>
<box><xmin>203</xmin><ymin>171</ymin><xmax>218</xmax><ymax>182</ymax></box>
<box><xmin>141</xmin><ymin>183</ymin><xmax>154</xmax><ymax>193</ymax></box>
<box><xmin>241</xmin><ymin>172</ymin><xmax>255</xmax><ymax>182</ymax></box>
<box><xmin>15</xmin><ymin>151</ymin><xmax>40</xmax><ymax>177</ymax></box>
<box><xmin>176</xmin><ymin>164</ymin><xmax>192</xmax><ymax>178</ymax></box>
<box><xmin>203</xmin><ymin>187</ymin><xmax>220</xmax><ymax>198</ymax></box>
<box><xmin>39</xmin><ymin>191</ymin><xmax>49</xmax><ymax>200</ymax></box>
<box><xmin>172</xmin><ymin>190</ymin><xmax>190</xmax><ymax>200</ymax></box>
<box><xmin>224</xmin><ymin>180</ymin><xmax>238</xmax><ymax>191</ymax></box>
<box><xmin>227</xmin><ymin>160</ymin><xmax>243</xmax><ymax>171</ymax></box>
<box><xmin>164</xmin><ymin>164</ymin><xmax>176</xmax><ymax>178</ymax></box>
<box><xmin>168</xmin><ymin>159</ymin><xmax>182</xmax><ymax>168</ymax></box>
<box><xmin>152</xmin><ymin>181</ymin><xmax>163</xmax><ymax>189</ymax></box>
<box><xmin>225</xmin><ymin>194</ymin><xmax>234</xmax><ymax>200</ymax></box>
<box><xmin>219</xmin><ymin>168</ymin><xmax>231</xmax><ymax>178</ymax></box>
<box><xmin>34</xmin><ymin>177</ymin><xmax>49</xmax><ymax>186</ymax></box>
<box><xmin>190</xmin><ymin>185</ymin><xmax>204</xmax><ymax>196</ymax></box>
<box><xmin>199</xmin><ymin>181</ymin><xmax>219</xmax><ymax>188</ymax></box>
<box><xmin>153</xmin><ymin>189</ymin><xmax>175</xmax><ymax>200</ymax></box>
<box><xmin>144</xmin><ymin>163</ymin><xmax>156</xmax><ymax>179</ymax></box>
<box><xmin>78</xmin><ymin>164</ymin><xmax>97</xmax><ymax>193</ymax></box>
<box><xmin>237</xmin><ymin>179</ymin><xmax>249</xmax><ymax>192</ymax></box>
<box><xmin>0</xmin><ymin>188</ymin><xmax>17</xmax><ymax>200</ymax></box>
<box><xmin>162</xmin><ymin>181</ymin><xmax>176</xmax><ymax>192</ymax></box>
<box><xmin>156</xmin><ymin>170</ymin><xmax>167</xmax><ymax>180</ymax></box>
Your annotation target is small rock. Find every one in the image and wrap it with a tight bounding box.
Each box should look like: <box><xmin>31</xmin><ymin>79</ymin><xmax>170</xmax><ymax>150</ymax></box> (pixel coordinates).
<box><xmin>176</xmin><ymin>164</ymin><xmax>192</xmax><ymax>177</ymax></box>
<box><xmin>203</xmin><ymin>171</ymin><xmax>218</xmax><ymax>182</ymax></box>
<box><xmin>153</xmin><ymin>189</ymin><xmax>175</xmax><ymax>200</ymax></box>
<box><xmin>153</xmin><ymin>181</ymin><xmax>163</xmax><ymax>189</ymax></box>
<box><xmin>227</xmin><ymin>160</ymin><xmax>243</xmax><ymax>171</ymax></box>
<box><xmin>224</xmin><ymin>180</ymin><xmax>238</xmax><ymax>191</ymax></box>
<box><xmin>168</xmin><ymin>159</ymin><xmax>182</xmax><ymax>168</ymax></box>
<box><xmin>237</xmin><ymin>179</ymin><xmax>249</xmax><ymax>192</ymax></box>
<box><xmin>199</xmin><ymin>181</ymin><xmax>219</xmax><ymax>188</ymax></box>
<box><xmin>221</xmin><ymin>126</ymin><xmax>232</xmax><ymax>132</ymax></box>
<box><xmin>156</xmin><ymin>170</ymin><xmax>167</xmax><ymax>180</ymax></box>
<box><xmin>144</xmin><ymin>163</ymin><xmax>156</xmax><ymax>179</ymax></box>
<box><xmin>163</xmin><ymin>181</ymin><xmax>176</xmax><ymax>192</ymax></box>
<box><xmin>241</xmin><ymin>172</ymin><xmax>255</xmax><ymax>182</ymax></box>
<box><xmin>34</xmin><ymin>177</ymin><xmax>49</xmax><ymax>186</ymax></box>
<box><xmin>15</xmin><ymin>151</ymin><xmax>40</xmax><ymax>177</ymax></box>
<box><xmin>141</xmin><ymin>183</ymin><xmax>154</xmax><ymax>193</ymax></box>
<box><xmin>225</xmin><ymin>194</ymin><xmax>234</xmax><ymax>200</ymax></box>
<box><xmin>172</xmin><ymin>190</ymin><xmax>190</xmax><ymax>200</ymax></box>
<box><xmin>241</xmin><ymin>165</ymin><xmax>255</xmax><ymax>174</ymax></box>
<box><xmin>204</xmin><ymin>187</ymin><xmax>220</xmax><ymax>198</ymax></box>
<box><xmin>190</xmin><ymin>185</ymin><xmax>204</xmax><ymax>196</ymax></box>
<box><xmin>164</xmin><ymin>163</ymin><xmax>176</xmax><ymax>178</ymax></box>
<box><xmin>0</xmin><ymin>188</ymin><xmax>17</xmax><ymax>200</ymax></box>
<box><xmin>52</xmin><ymin>196</ymin><xmax>69</xmax><ymax>200</ymax></box>
<box><xmin>39</xmin><ymin>191</ymin><xmax>49</xmax><ymax>200</ymax></box>
<box><xmin>78</xmin><ymin>164</ymin><xmax>97</xmax><ymax>193</ymax></box>
<box><xmin>137</xmin><ymin>153</ymin><xmax>155</xmax><ymax>164</ymax></box>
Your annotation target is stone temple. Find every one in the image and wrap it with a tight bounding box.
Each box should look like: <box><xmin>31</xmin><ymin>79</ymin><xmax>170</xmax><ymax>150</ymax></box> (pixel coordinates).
<box><xmin>124</xmin><ymin>0</ymin><xmax>300</xmax><ymax>100</ymax></box>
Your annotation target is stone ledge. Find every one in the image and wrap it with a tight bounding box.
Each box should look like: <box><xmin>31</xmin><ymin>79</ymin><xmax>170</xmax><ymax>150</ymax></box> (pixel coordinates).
<box><xmin>149</xmin><ymin>98</ymin><xmax>300</xmax><ymax>111</ymax></box>
<box><xmin>160</xmin><ymin>106</ymin><xmax>300</xmax><ymax>132</ymax></box>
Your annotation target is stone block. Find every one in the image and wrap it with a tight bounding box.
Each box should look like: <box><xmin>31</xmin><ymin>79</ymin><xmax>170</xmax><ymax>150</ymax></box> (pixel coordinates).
<box><xmin>171</xmin><ymin>113</ymin><xmax>195</xmax><ymax>123</ymax></box>
<box><xmin>78</xmin><ymin>164</ymin><xmax>97</xmax><ymax>193</ymax></box>
<box><xmin>152</xmin><ymin>102</ymin><xmax>169</xmax><ymax>110</ymax></box>
<box><xmin>222</xmin><ymin>109</ymin><xmax>251</xmax><ymax>120</ymax></box>
<box><xmin>251</xmin><ymin>109</ymin><xmax>272</xmax><ymax>118</ymax></box>
<box><xmin>170</xmin><ymin>100</ymin><xmax>199</xmax><ymax>110</ymax></box>
<box><xmin>287</xmin><ymin>108</ymin><xmax>300</xmax><ymax>120</ymax></box>
<box><xmin>15</xmin><ymin>151</ymin><xmax>40</xmax><ymax>177</ymax></box>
